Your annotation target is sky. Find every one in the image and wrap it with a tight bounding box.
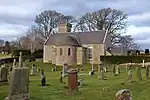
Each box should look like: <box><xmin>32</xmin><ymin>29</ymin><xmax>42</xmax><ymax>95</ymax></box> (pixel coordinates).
<box><xmin>0</xmin><ymin>0</ymin><xmax>150</xmax><ymax>49</ymax></box>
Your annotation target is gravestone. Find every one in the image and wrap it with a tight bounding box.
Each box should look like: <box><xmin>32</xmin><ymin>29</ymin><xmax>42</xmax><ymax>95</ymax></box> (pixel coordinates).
<box><xmin>41</xmin><ymin>69</ymin><xmax>46</xmax><ymax>86</ymax></box>
<box><xmin>5</xmin><ymin>52</ymin><xmax>30</xmax><ymax>100</ymax></box>
<box><xmin>62</xmin><ymin>63</ymin><xmax>68</xmax><ymax>77</ymax></box>
<box><xmin>12</xmin><ymin>59</ymin><xmax>16</xmax><ymax>69</ymax></box>
<box><xmin>98</xmin><ymin>63</ymin><xmax>104</xmax><ymax>80</ymax></box>
<box><xmin>136</xmin><ymin>66</ymin><xmax>142</xmax><ymax>80</ymax></box>
<box><xmin>115</xmin><ymin>89</ymin><xmax>132</xmax><ymax>100</ymax></box>
<box><xmin>30</xmin><ymin>64</ymin><xmax>36</xmax><ymax>76</ymax></box>
<box><xmin>0</xmin><ymin>64</ymin><xmax>8</xmax><ymax>82</ymax></box>
<box><xmin>128</xmin><ymin>67</ymin><xmax>132</xmax><ymax>83</ymax></box>
<box><xmin>112</xmin><ymin>64</ymin><xmax>116</xmax><ymax>75</ymax></box>
<box><xmin>146</xmin><ymin>65</ymin><xmax>149</xmax><ymax>79</ymax></box>
<box><xmin>89</xmin><ymin>70</ymin><xmax>95</xmax><ymax>76</ymax></box>
<box><xmin>116</xmin><ymin>65</ymin><xmax>120</xmax><ymax>75</ymax></box>
<box><xmin>142</xmin><ymin>59</ymin><xmax>145</xmax><ymax>68</ymax></box>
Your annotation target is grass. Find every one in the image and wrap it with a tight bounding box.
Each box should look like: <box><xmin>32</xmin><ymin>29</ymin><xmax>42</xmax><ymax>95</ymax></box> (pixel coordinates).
<box><xmin>0</xmin><ymin>61</ymin><xmax>150</xmax><ymax>100</ymax></box>
<box><xmin>0</xmin><ymin>54</ymin><xmax>11</xmax><ymax>59</ymax></box>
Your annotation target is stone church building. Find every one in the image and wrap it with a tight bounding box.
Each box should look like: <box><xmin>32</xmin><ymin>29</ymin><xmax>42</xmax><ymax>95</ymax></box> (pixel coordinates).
<box><xmin>43</xmin><ymin>23</ymin><xmax>111</xmax><ymax>66</ymax></box>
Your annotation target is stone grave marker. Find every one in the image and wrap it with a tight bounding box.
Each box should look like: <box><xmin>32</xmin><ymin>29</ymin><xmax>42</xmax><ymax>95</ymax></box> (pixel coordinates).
<box><xmin>146</xmin><ymin>65</ymin><xmax>149</xmax><ymax>79</ymax></box>
<box><xmin>112</xmin><ymin>64</ymin><xmax>116</xmax><ymax>75</ymax></box>
<box><xmin>30</xmin><ymin>64</ymin><xmax>36</xmax><ymax>76</ymax></box>
<box><xmin>5</xmin><ymin>52</ymin><xmax>30</xmax><ymax>100</ymax></box>
<box><xmin>142</xmin><ymin>59</ymin><xmax>145</xmax><ymax>68</ymax></box>
<box><xmin>116</xmin><ymin>65</ymin><xmax>120</xmax><ymax>75</ymax></box>
<box><xmin>12</xmin><ymin>59</ymin><xmax>16</xmax><ymax>69</ymax></box>
<box><xmin>0</xmin><ymin>64</ymin><xmax>8</xmax><ymax>82</ymax></box>
<box><xmin>98</xmin><ymin>62</ymin><xmax>104</xmax><ymax>80</ymax></box>
<box><xmin>128</xmin><ymin>67</ymin><xmax>132</xmax><ymax>83</ymax></box>
<box><xmin>136</xmin><ymin>65</ymin><xmax>142</xmax><ymax>80</ymax></box>
<box><xmin>41</xmin><ymin>69</ymin><xmax>46</xmax><ymax>86</ymax></box>
<box><xmin>115</xmin><ymin>89</ymin><xmax>132</xmax><ymax>100</ymax></box>
<box><xmin>62</xmin><ymin>63</ymin><xmax>68</xmax><ymax>77</ymax></box>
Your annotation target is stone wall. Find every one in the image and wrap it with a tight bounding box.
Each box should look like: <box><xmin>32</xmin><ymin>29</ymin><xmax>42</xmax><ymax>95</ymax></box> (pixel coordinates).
<box><xmin>55</xmin><ymin>46</ymin><xmax>77</xmax><ymax>66</ymax></box>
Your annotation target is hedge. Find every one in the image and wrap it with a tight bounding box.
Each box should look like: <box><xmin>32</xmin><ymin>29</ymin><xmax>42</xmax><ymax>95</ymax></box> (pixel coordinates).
<box><xmin>100</xmin><ymin>55</ymin><xmax>150</xmax><ymax>64</ymax></box>
<box><xmin>11</xmin><ymin>49</ymin><xmax>31</xmax><ymax>57</ymax></box>
<box><xmin>32</xmin><ymin>49</ymin><xmax>43</xmax><ymax>58</ymax></box>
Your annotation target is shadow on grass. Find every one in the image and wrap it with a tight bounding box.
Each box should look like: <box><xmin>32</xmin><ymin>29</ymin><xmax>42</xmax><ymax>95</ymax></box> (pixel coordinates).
<box><xmin>0</xmin><ymin>82</ymin><xmax>9</xmax><ymax>86</ymax></box>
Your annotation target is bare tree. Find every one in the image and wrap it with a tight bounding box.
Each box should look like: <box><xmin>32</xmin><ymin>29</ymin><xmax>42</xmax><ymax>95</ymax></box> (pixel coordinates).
<box><xmin>0</xmin><ymin>39</ymin><xmax>4</xmax><ymax>47</ymax></box>
<box><xmin>35</xmin><ymin>10</ymin><xmax>75</xmax><ymax>40</ymax></box>
<box><xmin>118</xmin><ymin>35</ymin><xmax>138</xmax><ymax>54</ymax></box>
<box><xmin>74</xmin><ymin>8</ymin><xmax>128</xmax><ymax>45</ymax></box>
<box><xmin>10</xmin><ymin>38</ymin><xmax>23</xmax><ymax>49</ymax></box>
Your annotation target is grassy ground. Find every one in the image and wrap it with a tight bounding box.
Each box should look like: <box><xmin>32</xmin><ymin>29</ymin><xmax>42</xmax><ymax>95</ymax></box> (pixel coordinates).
<box><xmin>0</xmin><ymin>61</ymin><xmax>150</xmax><ymax>100</ymax></box>
<box><xmin>0</xmin><ymin>54</ymin><xmax>11</xmax><ymax>59</ymax></box>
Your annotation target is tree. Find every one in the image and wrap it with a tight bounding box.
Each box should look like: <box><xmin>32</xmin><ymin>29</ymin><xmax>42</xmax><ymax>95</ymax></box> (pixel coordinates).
<box><xmin>10</xmin><ymin>38</ymin><xmax>23</xmax><ymax>49</ymax></box>
<box><xmin>74</xmin><ymin>8</ymin><xmax>128</xmax><ymax>45</ymax></box>
<box><xmin>35</xmin><ymin>10</ymin><xmax>75</xmax><ymax>40</ymax></box>
<box><xmin>118</xmin><ymin>35</ymin><xmax>138</xmax><ymax>54</ymax></box>
<box><xmin>5</xmin><ymin>41</ymin><xmax>11</xmax><ymax>53</ymax></box>
<box><xmin>0</xmin><ymin>39</ymin><xmax>4</xmax><ymax>46</ymax></box>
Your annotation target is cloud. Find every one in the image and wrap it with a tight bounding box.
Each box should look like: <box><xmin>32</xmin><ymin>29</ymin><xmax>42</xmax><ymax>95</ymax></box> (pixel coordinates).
<box><xmin>0</xmin><ymin>0</ymin><xmax>150</xmax><ymax>48</ymax></box>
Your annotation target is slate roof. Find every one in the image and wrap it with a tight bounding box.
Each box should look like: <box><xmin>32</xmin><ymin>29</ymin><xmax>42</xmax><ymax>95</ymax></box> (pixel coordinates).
<box><xmin>44</xmin><ymin>30</ymin><xmax>106</xmax><ymax>45</ymax></box>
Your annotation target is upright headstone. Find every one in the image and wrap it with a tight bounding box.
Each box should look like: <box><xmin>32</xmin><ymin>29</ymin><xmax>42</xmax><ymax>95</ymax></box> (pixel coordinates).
<box><xmin>116</xmin><ymin>65</ymin><xmax>120</xmax><ymax>75</ymax></box>
<box><xmin>98</xmin><ymin>63</ymin><xmax>104</xmax><ymax>80</ymax></box>
<box><xmin>5</xmin><ymin>52</ymin><xmax>30</xmax><ymax>100</ymax></box>
<box><xmin>41</xmin><ymin>69</ymin><xmax>46</xmax><ymax>86</ymax></box>
<box><xmin>62</xmin><ymin>63</ymin><xmax>68</xmax><ymax>77</ymax></box>
<box><xmin>128</xmin><ymin>65</ymin><xmax>132</xmax><ymax>83</ymax></box>
<box><xmin>146</xmin><ymin>65</ymin><xmax>149</xmax><ymax>80</ymax></box>
<box><xmin>115</xmin><ymin>89</ymin><xmax>132</xmax><ymax>100</ymax></box>
<box><xmin>0</xmin><ymin>64</ymin><xmax>8</xmax><ymax>82</ymax></box>
<box><xmin>18</xmin><ymin>52</ymin><xmax>23</xmax><ymax>67</ymax></box>
<box><xmin>12</xmin><ymin>59</ymin><xmax>16</xmax><ymax>69</ymax></box>
<box><xmin>112</xmin><ymin>64</ymin><xmax>116</xmax><ymax>75</ymax></box>
<box><xmin>30</xmin><ymin>64</ymin><xmax>36</xmax><ymax>75</ymax></box>
<box><xmin>136</xmin><ymin>66</ymin><xmax>142</xmax><ymax>80</ymax></box>
<box><xmin>142</xmin><ymin>59</ymin><xmax>145</xmax><ymax>68</ymax></box>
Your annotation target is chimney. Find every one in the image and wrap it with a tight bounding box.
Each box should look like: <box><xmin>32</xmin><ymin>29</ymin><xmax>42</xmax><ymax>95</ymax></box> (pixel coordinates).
<box><xmin>58</xmin><ymin>23</ymin><xmax>72</xmax><ymax>33</ymax></box>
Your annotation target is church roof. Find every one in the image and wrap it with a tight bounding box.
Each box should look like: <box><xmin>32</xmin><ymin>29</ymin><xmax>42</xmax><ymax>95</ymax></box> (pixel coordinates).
<box><xmin>44</xmin><ymin>30</ymin><xmax>106</xmax><ymax>45</ymax></box>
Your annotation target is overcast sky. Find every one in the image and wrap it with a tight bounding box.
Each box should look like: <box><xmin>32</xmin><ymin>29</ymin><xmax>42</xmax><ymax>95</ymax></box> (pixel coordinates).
<box><xmin>0</xmin><ymin>0</ymin><xmax>150</xmax><ymax>49</ymax></box>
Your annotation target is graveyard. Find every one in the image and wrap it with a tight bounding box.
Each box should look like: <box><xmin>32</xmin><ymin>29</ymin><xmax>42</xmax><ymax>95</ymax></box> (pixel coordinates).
<box><xmin>1</xmin><ymin>59</ymin><xmax>150</xmax><ymax>100</ymax></box>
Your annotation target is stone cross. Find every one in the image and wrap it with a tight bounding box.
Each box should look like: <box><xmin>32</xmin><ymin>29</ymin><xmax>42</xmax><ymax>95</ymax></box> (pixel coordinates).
<box><xmin>146</xmin><ymin>65</ymin><xmax>149</xmax><ymax>80</ymax></box>
<box><xmin>0</xmin><ymin>64</ymin><xmax>8</xmax><ymax>82</ymax></box>
<box><xmin>115</xmin><ymin>89</ymin><xmax>132</xmax><ymax>100</ymax></box>
<box><xmin>18</xmin><ymin>52</ymin><xmax>23</xmax><ymax>67</ymax></box>
<box><xmin>5</xmin><ymin>63</ymin><xmax>29</xmax><ymax>100</ymax></box>
<box><xmin>12</xmin><ymin>59</ymin><xmax>16</xmax><ymax>69</ymax></box>
<box><xmin>136</xmin><ymin>66</ymin><xmax>142</xmax><ymax>80</ymax></box>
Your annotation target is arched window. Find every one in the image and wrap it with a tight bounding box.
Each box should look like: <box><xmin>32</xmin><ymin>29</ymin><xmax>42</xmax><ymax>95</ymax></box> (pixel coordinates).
<box><xmin>68</xmin><ymin>48</ymin><xmax>71</xmax><ymax>56</ymax></box>
<box><xmin>60</xmin><ymin>48</ymin><xmax>63</xmax><ymax>55</ymax></box>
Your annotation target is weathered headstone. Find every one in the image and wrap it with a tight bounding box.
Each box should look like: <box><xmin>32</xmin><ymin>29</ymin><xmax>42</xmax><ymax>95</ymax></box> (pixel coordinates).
<box><xmin>41</xmin><ymin>69</ymin><xmax>46</xmax><ymax>86</ymax></box>
<box><xmin>136</xmin><ymin>65</ymin><xmax>142</xmax><ymax>80</ymax></box>
<box><xmin>146</xmin><ymin>65</ymin><xmax>149</xmax><ymax>80</ymax></box>
<box><xmin>128</xmin><ymin>66</ymin><xmax>132</xmax><ymax>83</ymax></box>
<box><xmin>115</xmin><ymin>89</ymin><xmax>132</xmax><ymax>100</ymax></box>
<box><xmin>5</xmin><ymin>52</ymin><xmax>30</xmax><ymax>100</ymax></box>
<box><xmin>0</xmin><ymin>64</ymin><xmax>8</xmax><ymax>82</ymax></box>
<box><xmin>142</xmin><ymin>59</ymin><xmax>145</xmax><ymax>68</ymax></box>
<box><xmin>112</xmin><ymin>64</ymin><xmax>116</xmax><ymax>75</ymax></box>
<box><xmin>18</xmin><ymin>52</ymin><xmax>23</xmax><ymax>67</ymax></box>
<box><xmin>62</xmin><ymin>63</ymin><xmax>68</xmax><ymax>77</ymax></box>
<box><xmin>116</xmin><ymin>65</ymin><xmax>120</xmax><ymax>75</ymax></box>
<box><xmin>89</xmin><ymin>70</ymin><xmax>95</xmax><ymax>76</ymax></box>
<box><xmin>30</xmin><ymin>64</ymin><xmax>36</xmax><ymax>76</ymax></box>
<box><xmin>98</xmin><ymin>63</ymin><xmax>104</xmax><ymax>80</ymax></box>
<box><xmin>12</xmin><ymin>59</ymin><xmax>16</xmax><ymax>69</ymax></box>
